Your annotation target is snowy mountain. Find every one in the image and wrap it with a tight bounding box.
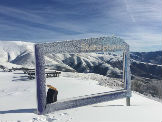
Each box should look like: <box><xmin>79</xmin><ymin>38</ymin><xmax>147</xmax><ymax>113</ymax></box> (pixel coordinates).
<box><xmin>0</xmin><ymin>41</ymin><xmax>161</xmax><ymax>99</ymax></box>
<box><xmin>131</xmin><ymin>51</ymin><xmax>162</xmax><ymax>65</ymax></box>
<box><xmin>0</xmin><ymin>41</ymin><xmax>161</xmax><ymax>77</ymax></box>
<box><xmin>0</xmin><ymin>41</ymin><xmax>162</xmax><ymax>122</ymax></box>
<box><xmin>0</xmin><ymin>41</ymin><xmax>123</xmax><ymax>77</ymax></box>
<box><xmin>0</xmin><ymin>41</ymin><xmax>34</xmax><ymax>68</ymax></box>
<box><xmin>0</xmin><ymin>41</ymin><xmax>33</xmax><ymax>62</ymax></box>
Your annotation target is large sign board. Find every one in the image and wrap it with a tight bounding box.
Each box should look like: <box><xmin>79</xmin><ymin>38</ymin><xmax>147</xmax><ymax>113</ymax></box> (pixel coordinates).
<box><xmin>34</xmin><ymin>36</ymin><xmax>131</xmax><ymax>114</ymax></box>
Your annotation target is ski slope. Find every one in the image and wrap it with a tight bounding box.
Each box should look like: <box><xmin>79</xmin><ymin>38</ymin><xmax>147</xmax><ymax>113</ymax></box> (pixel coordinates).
<box><xmin>0</xmin><ymin>70</ymin><xmax>162</xmax><ymax>122</ymax></box>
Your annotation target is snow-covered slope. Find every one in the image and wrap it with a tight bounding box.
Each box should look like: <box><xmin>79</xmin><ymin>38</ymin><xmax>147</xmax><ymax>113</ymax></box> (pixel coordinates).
<box><xmin>0</xmin><ymin>41</ymin><xmax>123</xmax><ymax>77</ymax></box>
<box><xmin>0</xmin><ymin>41</ymin><xmax>34</xmax><ymax>62</ymax></box>
<box><xmin>131</xmin><ymin>51</ymin><xmax>162</xmax><ymax>65</ymax></box>
<box><xmin>0</xmin><ymin>41</ymin><xmax>34</xmax><ymax>68</ymax></box>
<box><xmin>0</xmin><ymin>41</ymin><xmax>160</xmax><ymax>80</ymax></box>
<box><xmin>0</xmin><ymin>41</ymin><xmax>161</xmax><ymax>99</ymax></box>
<box><xmin>0</xmin><ymin>70</ymin><xmax>162</xmax><ymax>122</ymax></box>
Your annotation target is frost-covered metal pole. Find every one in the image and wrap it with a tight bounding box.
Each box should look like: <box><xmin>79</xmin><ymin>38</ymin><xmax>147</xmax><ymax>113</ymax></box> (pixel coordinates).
<box><xmin>35</xmin><ymin>44</ymin><xmax>46</xmax><ymax>114</ymax></box>
<box><xmin>123</xmin><ymin>52</ymin><xmax>126</xmax><ymax>88</ymax></box>
<box><xmin>123</xmin><ymin>46</ymin><xmax>131</xmax><ymax>106</ymax></box>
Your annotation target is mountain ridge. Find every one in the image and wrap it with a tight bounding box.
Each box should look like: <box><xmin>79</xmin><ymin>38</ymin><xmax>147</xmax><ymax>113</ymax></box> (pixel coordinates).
<box><xmin>0</xmin><ymin>41</ymin><xmax>161</xmax><ymax>99</ymax></box>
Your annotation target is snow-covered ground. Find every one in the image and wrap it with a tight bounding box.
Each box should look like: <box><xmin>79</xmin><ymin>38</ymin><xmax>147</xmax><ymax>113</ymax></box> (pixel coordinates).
<box><xmin>0</xmin><ymin>70</ymin><xmax>162</xmax><ymax>122</ymax></box>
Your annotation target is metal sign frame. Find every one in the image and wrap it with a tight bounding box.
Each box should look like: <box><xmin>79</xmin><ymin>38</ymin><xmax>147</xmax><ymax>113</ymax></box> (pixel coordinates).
<box><xmin>34</xmin><ymin>36</ymin><xmax>131</xmax><ymax>115</ymax></box>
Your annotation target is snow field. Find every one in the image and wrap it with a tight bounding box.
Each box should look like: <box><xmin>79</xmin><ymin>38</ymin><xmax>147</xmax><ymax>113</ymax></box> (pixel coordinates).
<box><xmin>0</xmin><ymin>70</ymin><xmax>162</xmax><ymax>122</ymax></box>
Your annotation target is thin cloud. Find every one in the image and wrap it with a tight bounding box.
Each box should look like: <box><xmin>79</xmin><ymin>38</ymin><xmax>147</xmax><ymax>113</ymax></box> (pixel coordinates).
<box><xmin>0</xmin><ymin>0</ymin><xmax>161</xmax><ymax>51</ymax></box>
<box><xmin>121</xmin><ymin>32</ymin><xmax>162</xmax><ymax>51</ymax></box>
<box><xmin>0</xmin><ymin>5</ymin><xmax>85</xmax><ymax>34</ymax></box>
<box><xmin>123</xmin><ymin>0</ymin><xmax>136</xmax><ymax>23</ymax></box>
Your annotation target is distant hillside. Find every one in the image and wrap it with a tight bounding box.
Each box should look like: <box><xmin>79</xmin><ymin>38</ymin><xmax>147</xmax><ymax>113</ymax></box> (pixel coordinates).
<box><xmin>131</xmin><ymin>51</ymin><xmax>162</xmax><ymax>65</ymax></box>
<box><xmin>0</xmin><ymin>41</ymin><xmax>34</xmax><ymax>68</ymax></box>
<box><xmin>0</xmin><ymin>41</ymin><xmax>161</xmax><ymax>100</ymax></box>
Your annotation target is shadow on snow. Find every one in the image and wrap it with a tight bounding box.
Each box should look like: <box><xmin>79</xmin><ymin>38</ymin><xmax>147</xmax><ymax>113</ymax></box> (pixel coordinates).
<box><xmin>12</xmin><ymin>76</ymin><xmax>32</xmax><ymax>82</ymax></box>
<box><xmin>0</xmin><ymin>108</ymin><xmax>36</xmax><ymax>114</ymax></box>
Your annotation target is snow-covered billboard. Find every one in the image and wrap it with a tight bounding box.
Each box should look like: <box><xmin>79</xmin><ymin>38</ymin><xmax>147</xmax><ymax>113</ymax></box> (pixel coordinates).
<box><xmin>34</xmin><ymin>36</ymin><xmax>131</xmax><ymax>114</ymax></box>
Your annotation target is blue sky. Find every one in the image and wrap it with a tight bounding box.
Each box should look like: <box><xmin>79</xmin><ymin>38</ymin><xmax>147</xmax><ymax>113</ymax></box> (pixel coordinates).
<box><xmin>0</xmin><ymin>0</ymin><xmax>161</xmax><ymax>51</ymax></box>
